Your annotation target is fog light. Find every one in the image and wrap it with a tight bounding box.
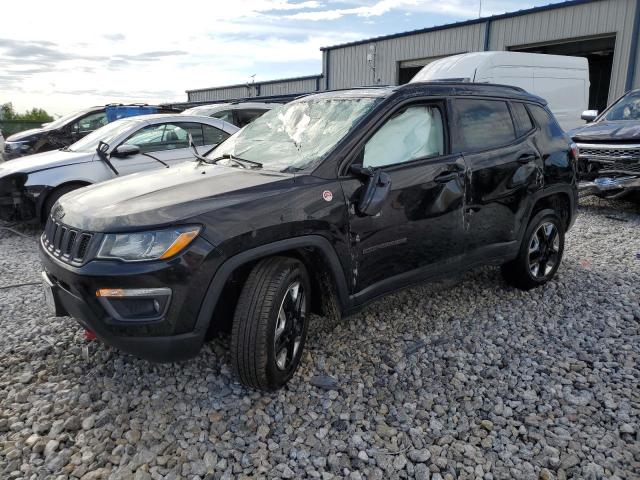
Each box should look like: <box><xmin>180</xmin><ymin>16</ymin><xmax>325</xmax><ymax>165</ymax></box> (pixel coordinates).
<box><xmin>96</xmin><ymin>288</ymin><xmax>171</xmax><ymax>322</ymax></box>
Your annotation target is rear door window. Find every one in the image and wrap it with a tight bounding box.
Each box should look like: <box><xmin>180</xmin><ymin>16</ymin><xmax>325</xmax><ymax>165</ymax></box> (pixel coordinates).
<box><xmin>454</xmin><ymin>99</ymin><xmax>516</xmax><ymax>152</ymax></box>
<box><xmin>211</xmin><ymin>110</ymin><xmax>234</xmax><ymax>123</ymax></box>
<box><xmin>511</xmin><ymin>102</ymin><xmax>534</xmax><ymax>137</ymax></box>
<box><xmin>234</xmin><ymin>109</ymin><xmax>269</xmax><ymax>128</ymax></box>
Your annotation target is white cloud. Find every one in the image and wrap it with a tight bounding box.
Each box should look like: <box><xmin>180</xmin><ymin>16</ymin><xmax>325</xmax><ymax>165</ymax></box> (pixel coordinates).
<box><xmin>0</xmin><ymin>0</ymin><xmax>563</xmax><ymax>115</ymax></box>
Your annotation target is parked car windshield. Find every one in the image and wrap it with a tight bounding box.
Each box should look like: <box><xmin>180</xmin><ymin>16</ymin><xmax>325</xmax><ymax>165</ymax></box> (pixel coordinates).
<box><xmin>604</xmin><ymin>91</ymin><xmax>640</xmax><ymax>121</ymax></box>
<box><xmin>207</xmin><ymin>97</ymin><xmax>379</xmax><ymax>171</ymax></box>
<box><xmin>44</xmin><ymin>110</ymin><xmax>89</xmax><ymax>130</ymax></box>
<box><xmin>68</xmin><ymin>119</ymin><xmax>136</xmax><ymax>152</ymax></box>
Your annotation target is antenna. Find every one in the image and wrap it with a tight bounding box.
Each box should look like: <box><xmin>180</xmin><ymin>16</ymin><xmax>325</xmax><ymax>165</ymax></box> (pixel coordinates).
<box><xmin>246</xmin><ymin>74</ymin><xmax>256</xmax><ymax>97</ymax></box>
<box><xmin>478</xmin><ymin>0</ymin><xmax>482</xmax><ymax>18</ymax></box>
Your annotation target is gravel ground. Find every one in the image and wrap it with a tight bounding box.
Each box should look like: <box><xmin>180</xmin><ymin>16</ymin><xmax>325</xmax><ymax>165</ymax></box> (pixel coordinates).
<box><xmin>0</xmin><ymin>197</ymin><xmax>638</xmax><ymax>480</ymax></box>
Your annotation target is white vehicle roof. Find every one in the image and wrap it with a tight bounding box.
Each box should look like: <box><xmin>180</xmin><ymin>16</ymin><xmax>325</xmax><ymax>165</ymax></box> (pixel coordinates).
<box><xmin>118</xmin><ymin>113</ymin><xmax>239</xmax><ymax>134</ymax></box>
<box><xmin>411</xmin><ymin>52</ymin><xmax>588</xmax><ymax>83</ymax></box>
<box><xmin>182</xmin><ymin>102</ymin><xmax>278</xmax><ymax>117</ymax></box>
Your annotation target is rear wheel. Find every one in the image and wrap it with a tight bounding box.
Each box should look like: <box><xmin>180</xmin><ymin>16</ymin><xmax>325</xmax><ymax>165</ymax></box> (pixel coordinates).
<box><xmin>501</xmin><ymin>209</ymin><xmax>565</xmax><ymax>290</ymax></box>
<box><xmin>231</xmin><ymin>257</ymin><xmax>310</xmax><ymax>390</ymax></box>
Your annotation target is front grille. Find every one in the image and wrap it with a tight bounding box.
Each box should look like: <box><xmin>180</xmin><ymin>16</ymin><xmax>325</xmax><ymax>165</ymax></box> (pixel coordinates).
<box><xmin>42</xmin><ymin>217</ymin><xmax>94</xmax><ymax>265</ymax></box>
<box><xmin>577</xmin><ymin>143</ymin><xmax>640</xmax><ymax>163</ymax></box>
<box><xmin>601</xmin><ymin>161</ymin><xmax>640</xmax><ymax>175</ymax></box>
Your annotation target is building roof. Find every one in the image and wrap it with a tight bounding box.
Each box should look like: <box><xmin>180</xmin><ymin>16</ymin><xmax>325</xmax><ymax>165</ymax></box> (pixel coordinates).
<box><xmin>186</xmin><ymin>74</ymin><xmax>322</xmax><ymax>94</ymax></box>
<box><xmin>320</xmin><ymin>0</ymin><xmax>604</xmax><ymax>51</ymax></box>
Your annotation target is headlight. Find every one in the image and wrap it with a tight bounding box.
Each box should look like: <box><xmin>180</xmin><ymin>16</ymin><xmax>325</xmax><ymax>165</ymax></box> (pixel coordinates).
<box><xmin>6</xmin><ymin>141</ymin><xmax>31</xmax><ymax>151</ymax></box>
<box><xmin>97</xmin><ymin>225</ymin><xmax>201</xmax><ymax>262</ymax></box>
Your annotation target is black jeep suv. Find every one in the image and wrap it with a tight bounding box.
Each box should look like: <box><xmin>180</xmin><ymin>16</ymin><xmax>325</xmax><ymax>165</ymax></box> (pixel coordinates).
<box><xmin>40</xmin><ymin>83</ymin><xmax>578</xmax><ymax>390</ymax></box>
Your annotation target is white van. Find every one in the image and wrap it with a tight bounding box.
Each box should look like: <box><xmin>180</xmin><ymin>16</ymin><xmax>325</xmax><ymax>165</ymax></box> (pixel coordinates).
<box><xmin>410</xmin><ymin>52</ymin><xmax>589</xmax><ymax>131</ymax></box>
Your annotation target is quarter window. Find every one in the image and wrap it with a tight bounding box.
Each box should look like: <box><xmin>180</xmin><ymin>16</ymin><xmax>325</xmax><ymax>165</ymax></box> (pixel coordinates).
<box><xmin>203</xmin><ymin>125</ymin><xmax>229</xmax><ymax>146</ymax></box>
<box><xmin>512</xmin><ymin>102</ymin><xmax>534</xmax><ymax>137</ymax></box>
<box><xmin>455</xmin><ymin>99</ymin><xmax>515</xmax><ymax>152</ymax></box>
<box><xmin>363</xmin><ymin>105</ymin><xmax>444</xmax><ymax>168</ymax></box>
<box><xmin>528</xmin><ymin>104</ymin><xmax>565</xmax><ymax>139</ymax></box>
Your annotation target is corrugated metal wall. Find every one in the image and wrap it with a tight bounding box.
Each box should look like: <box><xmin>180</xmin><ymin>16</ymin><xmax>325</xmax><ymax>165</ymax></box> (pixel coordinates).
<box><xmin>488</xmin><ymin>0</ymin><xmax>636</xmax><ymax>102</ymax></box>
<box><xmin>188</xmin><ymin>85</ymin><xmax>253</xmax><ymax>103</ymax></box>
<box><xmin>186</xmin><ymin>0</ymin><xmax>640</xmax><ymax>104</ymax></box>
<box><xmin>325</xmin><ymin>0</ymin><xmax>637</xmax><ymax>103</ymax></box>
<box><xmin>326</xmin><ymin>23</ymin><xmax>486</xmax><ymax>90</ymax></box>
<box><xmin>187</xmin><ymin>76</ymin><xmax>321</xmax><ymax>103</ymax></box>
<box><xmin>260</xmin><ymin>77</ymin><xmax>320</xmax><ymax>96</ymax></box>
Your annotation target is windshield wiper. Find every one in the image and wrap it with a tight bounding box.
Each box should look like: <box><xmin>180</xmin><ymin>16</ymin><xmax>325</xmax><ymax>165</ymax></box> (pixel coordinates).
<box><xmin>208</xmin><ymin>153</ymin><xmax>263</xmax><ymax>169</ymax></box>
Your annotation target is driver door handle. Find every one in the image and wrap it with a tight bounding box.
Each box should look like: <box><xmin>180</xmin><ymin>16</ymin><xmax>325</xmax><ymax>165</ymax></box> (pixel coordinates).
<box><xmin>518</xmin><ymin>153</ymin><xmax>538</xmax><ymax>164</ymax></box>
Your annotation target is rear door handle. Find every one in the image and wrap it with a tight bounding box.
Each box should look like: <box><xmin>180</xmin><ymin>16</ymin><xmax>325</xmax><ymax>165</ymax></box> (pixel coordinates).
<box><xmin>518</xmin><ymin>153</ymin><xmax>538</xmax><ymax>164</ymax></box>
<box><xmin>434</xmin><ymin>171</ymin><xmax>460</xmax><ymax>183</ymax></box>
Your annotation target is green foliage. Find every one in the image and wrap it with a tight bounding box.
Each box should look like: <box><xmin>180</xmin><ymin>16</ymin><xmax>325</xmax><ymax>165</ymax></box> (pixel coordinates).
<box><xmin>0</xmin><ymin>102</ymin><xmax>54</xmax><ymax>122</ymax></box>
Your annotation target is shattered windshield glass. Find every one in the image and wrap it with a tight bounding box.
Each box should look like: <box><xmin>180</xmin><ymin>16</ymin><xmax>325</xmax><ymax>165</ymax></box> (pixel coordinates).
<box><xmin>206</xmin><ymin>97</ymin><xmax>379</xmax><ymax>172</ymax></box>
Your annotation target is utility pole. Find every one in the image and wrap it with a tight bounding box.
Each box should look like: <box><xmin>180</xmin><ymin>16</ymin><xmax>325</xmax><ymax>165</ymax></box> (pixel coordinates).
<box><xmin>479</xmin><ymin>0</ymin><xmax>482</xmax><ymax>18</ymax></box>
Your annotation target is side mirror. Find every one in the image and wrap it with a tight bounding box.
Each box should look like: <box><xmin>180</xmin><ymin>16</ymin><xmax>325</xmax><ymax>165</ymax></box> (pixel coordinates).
<box><xmin>112</xmin><ymin>144</ymin><xmax>140</xmax><ymax>157</ymax></box>
<box><xmin>581</xmin><ymin>110</ymin><xmax>598</xmax><ymax>122</ymax></box>
<box><xmin>350</xmin><ymin>165</ymin><xmax>392</xmax><ymax>216</ymax></box>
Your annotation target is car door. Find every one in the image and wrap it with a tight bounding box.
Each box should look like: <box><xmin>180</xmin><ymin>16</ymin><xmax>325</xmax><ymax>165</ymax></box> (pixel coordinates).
<box><xmin>340</xmin><ymin>101</ymin><xmax>467</xmax><ymax>295</ymax></box>
<box><xmin>453</xmin><ymin>98</ymin><xmax>543</xmax><ymax>256</ymax></box>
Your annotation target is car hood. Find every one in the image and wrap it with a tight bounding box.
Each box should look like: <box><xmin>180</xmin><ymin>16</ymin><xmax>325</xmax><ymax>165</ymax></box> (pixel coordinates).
<box><xmin>570</xmin><ymin>121</ymin><xmax>640</xmax><ymax>142</ymax></box>
<box><xmin>55</xmin><ymin>161</ymin><xmax>296</xmax><ymax>231</ymax></box>
<box><xmin>6</xmin><ymin>127</ymin><xmax>49</xmax><ymax>142</ymax></box>
<box><xmin>0</xmin><ymin>149</ymin><xmax>94</xmax><ymax>175</ymax></box>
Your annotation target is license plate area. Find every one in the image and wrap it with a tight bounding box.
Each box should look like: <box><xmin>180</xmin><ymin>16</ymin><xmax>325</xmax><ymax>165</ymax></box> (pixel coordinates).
<box><xmin>41</xmin><ymin>271</ymin><xmax>65</xmax><ymax>317</ymax></box>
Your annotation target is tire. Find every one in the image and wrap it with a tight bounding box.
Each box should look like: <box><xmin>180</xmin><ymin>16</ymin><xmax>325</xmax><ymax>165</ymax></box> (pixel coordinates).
<box><xmin>231</xmin><ymin>256</ymin><xmax>311</xmax><ymax>390</ymax></box>
<box><xmin>501</xmin><ymin>209</ymin><xmax>565</xmax><ymax>290</ymax></box>
<box><xmin>42</xmin><ymin>184</ymin><xmax>86</xmax><ymax>224</ymax></box>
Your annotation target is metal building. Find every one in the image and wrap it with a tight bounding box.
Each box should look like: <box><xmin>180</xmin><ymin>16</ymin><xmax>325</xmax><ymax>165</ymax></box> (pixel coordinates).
<box><xmin>186</xmin><ymin>0</ymin><xmax>640</xmax><ymax>112</ymax></box>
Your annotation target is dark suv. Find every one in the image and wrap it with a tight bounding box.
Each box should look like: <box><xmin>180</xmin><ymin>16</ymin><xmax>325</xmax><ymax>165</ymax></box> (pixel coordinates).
<box><xmin>40</xmin><ymin>83</ymin><xmax>578</xmax><ymax>390</ymax></box>
<box><xmin>3</xmin><ymin>104</ymin><xmax>178</xmax><ymax>160</ymax></box>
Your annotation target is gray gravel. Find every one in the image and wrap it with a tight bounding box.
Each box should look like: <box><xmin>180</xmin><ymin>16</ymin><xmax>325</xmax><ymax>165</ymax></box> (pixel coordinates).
<box><xmin>1</xmin><ymin>197</ymin><xmax>639</xmax><ymax>480</ymax></box>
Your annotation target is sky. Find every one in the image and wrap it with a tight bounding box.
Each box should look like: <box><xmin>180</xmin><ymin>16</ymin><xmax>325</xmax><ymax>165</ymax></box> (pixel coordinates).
<box><xmin>0</xmin><ymin>0</ymin><xmax>568</xmax><ymax>117</ymax></box>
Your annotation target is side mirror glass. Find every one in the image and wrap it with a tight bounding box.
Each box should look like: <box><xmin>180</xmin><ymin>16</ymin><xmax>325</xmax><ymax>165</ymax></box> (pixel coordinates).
<box><xmin>113</xmin><ymin>144</ymin><xmax>140</xmax><ymax>157</ymax></box>
<box><xmin>351</xmin><ymin>165</ymin><xmax>392</xmax><ymax>216</ymax></box>
<box><xmin>581</xmin><ymin>110</ymin><xmax>598</xmax><ymax>122</ymax></box>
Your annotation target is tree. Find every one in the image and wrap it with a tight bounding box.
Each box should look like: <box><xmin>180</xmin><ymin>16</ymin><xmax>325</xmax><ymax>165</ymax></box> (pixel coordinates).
<box><xmin>0</xmin><ymin>102</ymin><xmax>53</xmax><ymax>122</ymax></box>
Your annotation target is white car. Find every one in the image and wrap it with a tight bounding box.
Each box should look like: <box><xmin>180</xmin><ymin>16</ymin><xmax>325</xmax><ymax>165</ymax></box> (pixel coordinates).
<box><xmin>0</xmin><ymin>114</ymin><xmax>238</xmax><ymax>223</ymax></box>
<box><xmin>0</xmin><ymin>128</ymin><xmax>4</xmax><ymax>162</ymax></box>
<box><xmin>182</xmin><ymin>102</ymin><xmax>278</xmax><ymax>127</ymax></box>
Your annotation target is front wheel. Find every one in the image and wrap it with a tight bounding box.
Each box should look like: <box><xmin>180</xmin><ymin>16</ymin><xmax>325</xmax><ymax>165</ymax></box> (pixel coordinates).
<box><xmin>231</xmin><ymin>257</ymin><xmax>310</xmax><ymax>390</ymax></box>
<box><xmin>501</xmin><ymin>209</ymin><xmax>565</xmax><ymax>290</ymax></box>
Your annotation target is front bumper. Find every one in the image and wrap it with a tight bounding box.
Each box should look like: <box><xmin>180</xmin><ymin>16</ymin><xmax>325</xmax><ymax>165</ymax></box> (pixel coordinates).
<box><xmin>578</xmin><ymin>176</ymin><xmax>640</xmax><ymax>198</ymax></box>
<box><xmin>0</xmin><ymin>178</ymin><xmax>43</xmax><ymax>222</ymax></box>
<box><xmin>39</xmin><ymin>234</ymin><xmax>223</xmax><ymax>362</ymax></box>
<box><xmin>3</xmin><ymin>142</ymin><xmax>33</xmax><ymax>161</ymax></box>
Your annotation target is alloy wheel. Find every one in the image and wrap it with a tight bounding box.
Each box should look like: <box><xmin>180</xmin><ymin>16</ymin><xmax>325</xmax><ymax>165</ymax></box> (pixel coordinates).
<box><xmin>274</xmin><ymin>281</ymin><xmax>306</xmax><ymax>371</ymax></box>
<box><xmin>528</xmin><ymin>221</ymin><xmax>560</xmax><ymax>279</ymax></box>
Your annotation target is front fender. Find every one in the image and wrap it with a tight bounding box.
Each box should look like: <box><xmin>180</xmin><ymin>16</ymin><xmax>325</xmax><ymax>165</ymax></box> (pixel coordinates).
<box><xmin>193</xmin><ymin>235</ymin><xmax>350</xmax><ymax>336</ymax></box>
